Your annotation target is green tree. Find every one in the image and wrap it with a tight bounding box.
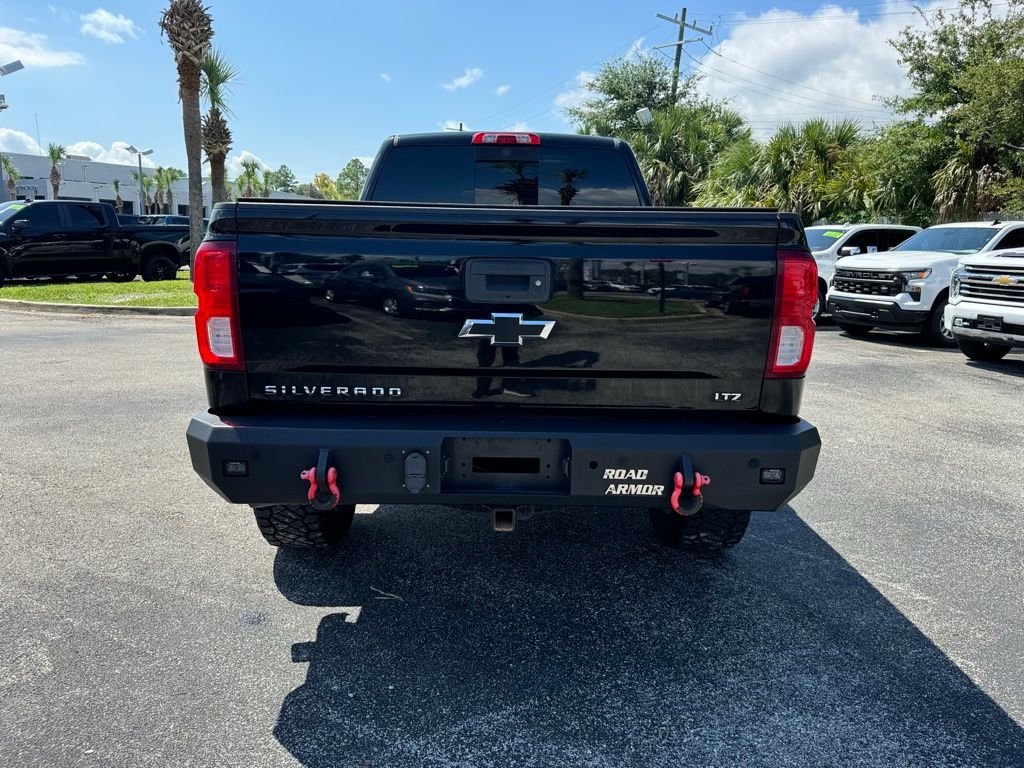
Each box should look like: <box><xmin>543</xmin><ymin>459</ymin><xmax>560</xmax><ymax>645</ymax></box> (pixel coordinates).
<box><xmin>162</xmin><ymin>167</ymin><xmax>186</xmax><ymax>213</ymax></box>
<box><xmin>294</xmin><ymin>182</ymin><xmax>325</xmax><ymax>200</ymax></box>
<box><xmin>625</xmin><ymin>102</ymin><xmax>748</xmax><ymax>206</ymax></box>
<box><xmin>335</xmin><ymin>158</ymin><xmax>369</xmax><ymax>200</ymax></box>
<box><xmin>200</xmin><ymin>48</ymin><xmax>238</xmax><ymax>206</ymax></box>
<box><xmin>2</xmin><ymin>154</ymin><xmax>19</xmax><ymax>199</ymax></box>
<box><xmin>47</xmin><ymin>143</ymin><xmax>66</xmax><ymax>199</ymax></box>
<box><xmin>237</xmin><ymin>159</ymin><xmax>262</xmax><ymax>197</ymax></box>
<box><xmin>112</xmin><ymin>177</ymin><xmax>123</xmax><ymax>212</ymax></box>
<box><xmin>564</xmin><ymin>55</ymin><xmax>701</xmax><ymax>135</ymax></box>
<box><xmin>160</xmin><ymin>0</ymin><xmax>214</xmax><ymax>268</ymax></box>
<box><xmin>890</xmin><ymin>0</ymin><xmax>1024</xmax><ymax>217</ymax></box>
<box><xmin>269</xmin><ymin>164</ymin><xmax>297</xmax><ymax>192</ymax></box>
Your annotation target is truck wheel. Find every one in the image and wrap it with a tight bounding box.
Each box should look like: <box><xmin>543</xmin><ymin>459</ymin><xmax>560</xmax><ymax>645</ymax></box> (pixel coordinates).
<box><xmin>141</xmin><ymin>254</ymin><xmax>179</xmax><ymax>282</ymax></box>
<box><xmin>253</xmin><ymin>504</ymin><xmax>355</xmax><ymax>549</ymax></box>
<box><xmin>381</xmin><ymin>295</ymin><xmax>403</xmax><ymax>316</ymax></box>
<box><xmin>811</xmin><ymin>280</ymin><xmax>826</xmax><ymax>323</ymax></box>
<box><xmin>924</xmin><ymin>298</ymin><xmax>957</xmax><ymax>347</ymax></box>
<box><xmin>837</xmin><ymin>322</ymin><xmax>872</xmax><ymax>337</ymax></box>
<box><xmin>957</xmin><ymin>338</ymin><xmax>1012</xmax><ymax>362</ymax></box>
<box><xmin>648</xmin><ymin>507</ymin><xmax>750</xmax><ymax>550</ymax></box>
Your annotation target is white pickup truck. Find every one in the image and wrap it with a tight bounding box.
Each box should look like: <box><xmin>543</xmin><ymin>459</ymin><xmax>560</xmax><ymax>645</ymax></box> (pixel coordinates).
<box><xmin>805</xmin><ymin>224</ymin><xmax>920</xmax><ymax>321</ymax></box>
<box><xmin>946</xmin><ymin>248</ymin><xmax>1024</xmax><ymax>362</ymax></box>
<box><xmin>826</xmin><ymin>220</ymin><xmax>1024</xmax><ymax>345</ymax></box>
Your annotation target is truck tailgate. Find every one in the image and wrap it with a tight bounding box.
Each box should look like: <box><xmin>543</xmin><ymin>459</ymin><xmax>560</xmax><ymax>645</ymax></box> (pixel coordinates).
<box><xmin>230</xmin><ymin>202</ymin><xmax>796</xmax><ymax>412</ymax></box>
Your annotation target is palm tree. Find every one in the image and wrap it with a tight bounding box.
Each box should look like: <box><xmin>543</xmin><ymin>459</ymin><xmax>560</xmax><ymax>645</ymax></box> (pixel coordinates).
<box><xmin>153</xmin><ymin>166</ymin><xmax>167</xmax><ymax>214</ymax></box>
<box><xmin>163</xmin><ymin>167</ymin><xmax>186</xmax><ymax>213</ymax></box>
<box><xmin>262</xmin><ymin>169</ymin><xmax>274</xmax><ymax>198</ymax></box>
<box><xmin>47</xmin><ymin>143</ymin><xmax>66</xmax><ymax>199</ymax></box>
<box><xmin>238</xmin><ymin>159</ymin><xmax>261</xmax><ymax>197</ymax></box>
<box><xmin>160</xmin><ymin>0</ymin><xmax>214</xmax><ymax>271</ymax></box>
<box><xmin>1</xmin><ymin>155</ymin><xmax>19</xmax><ymax>199</ymax></box>
<box><xmin>112</xmin><ymin>178</ymin><xmax>123</xmax><ymax>212</ymax></box>
<box><xmin>132</xmin><ymin>170</ymin><xmax>155</xmax><ymax>213</ymax></box>
<box><xmin>200</xmin><ymin>48</ymin><xmax>238</xmax><ymax>205</ymax></box>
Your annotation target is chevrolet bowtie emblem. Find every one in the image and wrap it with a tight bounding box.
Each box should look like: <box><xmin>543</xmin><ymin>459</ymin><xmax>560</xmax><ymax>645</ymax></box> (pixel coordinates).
<box><xmin>994</xmin><ymin>275</ymin><xmax>1017</xmax><ymax>286</ymax></box>
<box><xmin>458</xmin><ymin>313</ymin><xmax>555</xmax><ymax>347</ymax></box>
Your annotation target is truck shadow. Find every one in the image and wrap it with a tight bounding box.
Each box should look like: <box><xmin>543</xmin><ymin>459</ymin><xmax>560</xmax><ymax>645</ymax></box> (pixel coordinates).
<box><xmin>271</xmin><ymin>505</ymin><xmax>1024</xmax><ymax>767</ymax></box>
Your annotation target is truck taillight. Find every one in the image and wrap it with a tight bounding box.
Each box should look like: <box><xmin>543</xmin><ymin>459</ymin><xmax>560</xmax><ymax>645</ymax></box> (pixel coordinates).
<box><xmin>471</xmin><ymin>132</ymin><xmax>541</xmax><ymax>145</ymax></box>
<box><xmin>766</xmin><ymin>249</ymin><xmax>818</xmax><ymax>379</ymax></box>
<box><xmin>193</xmin><ymin>240</ymin><xmax>243</xmax><ymax>370</ymax></box>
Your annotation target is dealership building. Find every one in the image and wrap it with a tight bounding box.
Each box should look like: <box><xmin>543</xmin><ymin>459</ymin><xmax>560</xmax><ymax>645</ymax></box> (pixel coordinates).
<box><xmin>1</xmin><ymin>151</ymin><xmax>304</xmax><ymax>213</ymax></box>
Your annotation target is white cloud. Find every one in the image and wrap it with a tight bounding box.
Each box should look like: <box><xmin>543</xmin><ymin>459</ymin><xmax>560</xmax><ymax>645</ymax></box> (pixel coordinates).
<box><xmin>696</xmin><ymin>2</ymin><xmax>942</xmax><ymax>133</ymax></box>
<box><xmin>442</xmin><ymin>67</ymin><xmax>483</xmax><ymax>91</ymax></box>
<box><xmin>356</xmin><ymin>156</ymin><xmax>375</xmax><ymax>168</ymax></box>
<box><xmin>504</xmin><ymin>121</ymin><xmax>530</xmax><ymax>132</ymax></box>
<box><xmin>437</xmin><ymin>120</ymin><xmax>468</xmax><ymax>131</ymax></box>
<box><xmin>553</xmin><ymin>71</ymin><xmax>595</xmax><ymax>110</ymax></box>
<box><xmin>625</xmin><ymin>36</ymin><xmax>646</xmax><ymax>59</ymax></box>
<box><xmin>0</xmin><ymin>128</ymin><xmax>42</xmax><ymax>155</ymax></box>
<box><xmin>495</xmin><ymin>84</ymin><xmax>511</xmax><ymax>97</ymax></box>
<box><xmin>225</xmin><ymin>150</ymin><xmax>268</xmax><ymax>180</ymax></box>
<box><xmin>379</xmin><ymin>72</ymin><xmax>391</xmax><ymax>82</ymax></box>
<box><xmin>79</xmin><ymin>8</ymin><xmax>138</xmax><ymax>44</ymax></box>
<box><xmin>64</xmin><ymin>140</ymin><xmax>156</xmax><ymax>167</ymax></box>
<box><xmin>0</xmin><ymin>26</ymin><xmax>85</xmax><ymax>67</ymax></box>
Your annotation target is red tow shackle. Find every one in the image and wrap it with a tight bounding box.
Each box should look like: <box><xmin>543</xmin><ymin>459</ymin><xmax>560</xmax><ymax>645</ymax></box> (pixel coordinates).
<box><xmin>300</xmin><ymin>449</ymin><xmax>342</xmax><ymax>511</ymax></box>
<box><xmin>670</xmin><ymin>456</ymin><xmax>710</xmax><ymax>516</ymax></box>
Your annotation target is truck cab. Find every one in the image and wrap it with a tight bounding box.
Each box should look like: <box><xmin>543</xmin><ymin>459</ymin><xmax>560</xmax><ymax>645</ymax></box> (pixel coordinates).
<box><xmin>946</xmin><ymin>247</ymin><xmax>1024</xmax><ymax>362</ymax></box>
<box><xmin>826</xmin><ymin>220</ymin><xmax>1024</xmax><ymax>345</ymax></box>
<box><xmin>805</xmin><ymin>224</ymin><xmax>920</xmax><ymax>321</ymax></box>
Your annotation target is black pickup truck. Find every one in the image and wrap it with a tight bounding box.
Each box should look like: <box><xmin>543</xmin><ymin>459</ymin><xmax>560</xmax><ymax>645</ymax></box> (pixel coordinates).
<box><xmin>187</xmin><ymin>131</ymin><xmax>821</xmax><ymax>552</ymax></box>
<box><xmin>0</xmin><ymin>200</ymin><xmax>189</xmax><ymax>285</ymax></box>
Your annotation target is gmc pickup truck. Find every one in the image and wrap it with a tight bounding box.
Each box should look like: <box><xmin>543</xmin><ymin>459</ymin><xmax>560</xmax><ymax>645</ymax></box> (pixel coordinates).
<box><xmin>0</xmin><ymin>200</ymin><xmax>189</xmax><ymax>285</ymax></box>
<box><xmin>186</xmin><ymin>131</ymin><xmax>821</xmax><ymax>552</ymax></box>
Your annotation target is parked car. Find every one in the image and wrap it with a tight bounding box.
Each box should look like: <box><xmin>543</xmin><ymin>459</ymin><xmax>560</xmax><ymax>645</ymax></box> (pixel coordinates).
<box><xmin>826</xmin><ymin>220</ymin><xmax>1024</xmax><ymax>345</ymax></box>
<box><xmin>0</xmin><ymin>200</ymin><xmax>190</xmax><ymax>285</ymax></box>
<box><xmin>323</xmin><ymin>260</ymin><xmax>466</xmax><ymax>315</ymax></box>
<box><xmin>805</xmin><ymin>224</ymin><xmax>920</xmax><ymax>321</ymax></box>
<box><xmin>945</xmin><ymin>246</ymin><xmax>1024</xmax><ymax>362</ymax></box>
<box><xmin>186</xmin><ymin>130</ymin><xmax>821</xmax><ymax>555</ymax></box>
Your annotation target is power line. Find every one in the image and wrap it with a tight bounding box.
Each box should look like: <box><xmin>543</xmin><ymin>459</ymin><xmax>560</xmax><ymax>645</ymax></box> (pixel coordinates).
<box><xmin>679</xmin><ymin>47</ymin><xmax>891</xmax><ymax>115</ymax></box>
<box><xmin>699</xmin><ymin>41</ymin><xmax>885</xmax><ymax>109</ymax></box>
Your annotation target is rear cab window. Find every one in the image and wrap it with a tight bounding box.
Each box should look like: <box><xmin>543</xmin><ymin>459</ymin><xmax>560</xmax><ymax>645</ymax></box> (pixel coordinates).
<box><xmin>369</xmin><ymin>142</ymin><xmax>642</xmax><ymax>206</ymax></box>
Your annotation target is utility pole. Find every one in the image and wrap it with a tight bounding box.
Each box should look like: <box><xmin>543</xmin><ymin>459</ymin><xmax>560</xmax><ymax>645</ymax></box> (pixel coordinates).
<box><xmin>655</xmin><ymin>8</ymin><xmax>713</xmax><ymax>100</ymax></box>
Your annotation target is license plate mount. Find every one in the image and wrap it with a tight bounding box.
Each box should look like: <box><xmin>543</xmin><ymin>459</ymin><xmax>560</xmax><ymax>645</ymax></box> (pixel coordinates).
<box><xmin>977</xmin><ymin>314</ymin><xmax>1003</xmax><ymax>331</ymax></box>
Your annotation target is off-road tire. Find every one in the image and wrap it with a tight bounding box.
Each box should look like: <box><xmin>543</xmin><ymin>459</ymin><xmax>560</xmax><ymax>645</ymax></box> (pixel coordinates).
<box><xmin>957</xmin><ymin>338</ymin><xmax>1012</xmax><ymax>362</ymax></box>
<box><xmin>141</xmin><ymin>254</ymin><xmax>179</xmax><ymax>282</ymax></box>
<box><xmin>837</xmin><ymin>322</ymin><xmax>872</xmax><ymax>337</ymax></box>
<box><xmin>648</xmin><ymin>507</ymin><xmax>751</xmax><ymax>550</ymax></box>
<box><xmin>253</xmin><ymin>504</ymin><xmax>355</xmax><ymax>549</ymax></box>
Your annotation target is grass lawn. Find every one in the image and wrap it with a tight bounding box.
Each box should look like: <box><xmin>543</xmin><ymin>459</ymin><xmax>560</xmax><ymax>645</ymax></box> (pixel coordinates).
<box><xmin>546</xmin><ymin>295</ymin><xmax>704</xmax><ymax>318</ymax></box>
<box><xmin>1</xmin><ymin>271</ymin><xmax>198</xmax><ymax>308</ymax></box>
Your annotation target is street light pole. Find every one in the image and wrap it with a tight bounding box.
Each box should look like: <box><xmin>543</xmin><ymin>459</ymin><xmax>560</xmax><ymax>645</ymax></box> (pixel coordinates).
<box><xmin>127</xmin><ymin>144</ymin><xmax>153</xmax><ymax>214</ymax></box>
<box><xmin>0</xmin><ymin>59</ymin><xmax>26</xmax><ymax>204</ymax></box>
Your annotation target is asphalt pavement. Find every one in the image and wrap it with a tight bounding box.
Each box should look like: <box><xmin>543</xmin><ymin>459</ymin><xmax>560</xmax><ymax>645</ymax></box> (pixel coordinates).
<box><xmin>1</xmin><ymin>309</ymin><xmax>1022</xmax><ymax>767</ymax></box>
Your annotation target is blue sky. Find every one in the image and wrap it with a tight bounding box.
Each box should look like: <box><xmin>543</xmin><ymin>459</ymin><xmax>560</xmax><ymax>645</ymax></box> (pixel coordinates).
<box><xmin>0</xmin><ymin>1</ymin><xmax>933</xmax><ymax>182</ymax></box>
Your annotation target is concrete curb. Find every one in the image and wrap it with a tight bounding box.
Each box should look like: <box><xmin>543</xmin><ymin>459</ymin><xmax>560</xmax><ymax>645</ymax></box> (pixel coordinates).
<box><xmin>0</xmin><ymin>299</ymin><xmax>196</xmax><ymax>317</ymax></box>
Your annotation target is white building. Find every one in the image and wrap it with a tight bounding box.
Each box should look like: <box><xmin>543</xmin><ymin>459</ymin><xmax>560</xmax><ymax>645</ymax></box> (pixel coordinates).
<box><xmin>1</xmin><ymin>151</ymin><xmax>306</xmax><ymax>213</ymax></box>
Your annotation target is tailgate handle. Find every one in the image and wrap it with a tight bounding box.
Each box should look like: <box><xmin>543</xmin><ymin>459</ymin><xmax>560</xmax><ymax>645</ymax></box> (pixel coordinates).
<box><xmin>464</xmin><ymin>258</ymin><xmax>552</xmax><ymax>304</ymax></box>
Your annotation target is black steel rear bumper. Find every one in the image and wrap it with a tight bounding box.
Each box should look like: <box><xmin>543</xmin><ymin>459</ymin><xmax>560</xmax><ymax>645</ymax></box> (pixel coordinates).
<box><xmin>187</xmin><ymin>410</ymin><xmax>820</xmax><ymax>511</ymax></box>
